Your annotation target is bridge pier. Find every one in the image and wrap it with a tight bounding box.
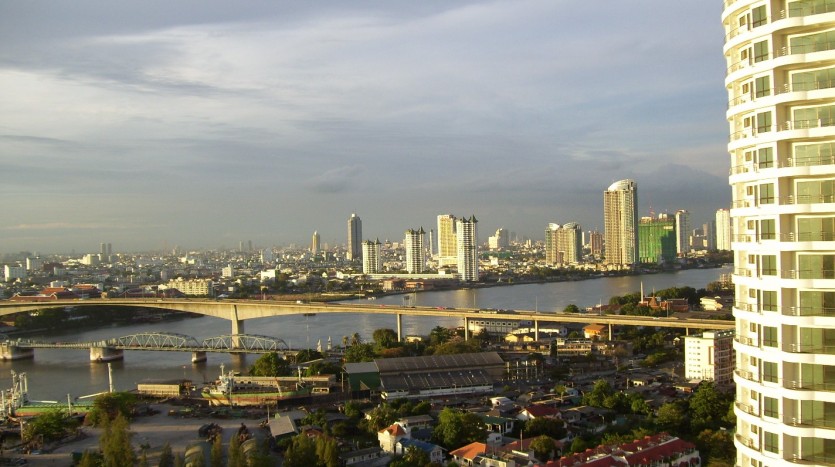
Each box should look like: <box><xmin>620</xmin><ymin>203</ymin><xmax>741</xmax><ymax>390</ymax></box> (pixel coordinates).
<box><xmin>0</xmin><ymin>344</ymin><xmax>34</xmax><ymax>360</ymax></box>
<box><xmin>230</xmin><ymin>305</ymin><xmax>244</xmax><ymax>349</ymax></box>
<box><xmin>534</xmin><ymin>320</ymin><xmax>539</xmax><ymax>342</ymax></box>
<box><xmin>464</xmin><ymin>317</ymin><xmax>469</xmax><ymax>341</ymax></box>
<box><xmin>90</xmin><ymin>347</ymin><xmax>124</xmax><ymax>362</ymax></box>
<box><xmin>191</xmin><ymin>351</ymin><xmax>207</xmax><ymax>363</ymax></box>
<box><xmin>396</xmin><ymin>314</ymin><xmax>402</xmax><ymax>342</ymax></box>
<box><xmin>609</xmin><ymin>323</ymin><xmax>613</xmax><ymax>341</ymax></box>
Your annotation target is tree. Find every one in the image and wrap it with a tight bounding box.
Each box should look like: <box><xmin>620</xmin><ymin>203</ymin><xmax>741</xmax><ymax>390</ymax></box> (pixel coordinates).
<box><xmin>283</xmin><ymin>434</ymin><xmax>318</xmax><ymax>467</ymax></box>
<box><xmin>100</xmin><ymin>413</ymin><xmax>135</xmax><ymax>467</ymax></box>
<box><xmin>249</xmin><ymin>352</ymin><xmax>291</xmax><ymax>376</ymax></box>
<box><xmin>373</xmin><ymin>328</ymin><xmax>399</xmax><ymax>349</ymax></box>
<box><xmin>23</xmin><ymin>409</ymin><xmax>79</xmax><ymax>442</ymax></box>
<box><xmin>433</xmin><ymin>339</ymin><xmax>480</xmax><ymax>355</ymax></box>
<box><xmin>655</xmin><ymin>402</ymin><xmax>686</xmax><ymax>434</ymax></box>
<box><xmin>315</xmin><ymin>436</ymin><xmax>340</xmax><ymax>467</ymax></box>
<box><xmin>227</xmin><ymin>434</ymin><xmax>244</xmax><ymax>467</ymax></box>
<box><xmin>87</xmin><ymin>392</ymin><xmax>137</xmax><ymax>426</ymax></box>
<box><xmin>689</xmin><ymin>381</ymin><xmax>733</xmax><ymax>432</ymax></box>
<box><xmin>529</xmin><ymin>435</ymin><xmax>557</xmax><ymax>461</ymax></box>
<box><xmin>563</xmin><ymin>304</ymin><xmax>580</xmax><ymax>313</ymax></box>
<box><xmin>344</xmin><ymin>343</ymin><xmax>376</xmax><ymax>363</ymax></box>
<box><xmin>390</xmin><ymin>445</ymin><xmax>431</xmax><ymax>467</ymax></box>
<box><xmin>569</xmin><ymin>437</ymin><xmax>588</xmax><ymax>454</ymax></box>
<box><xmin>78</xmin><ymin>451</ymin><xmax>101</xmax><ymax>467</ymax></box>
<box><xmin>583</xmin><ymin>379</ymin><xmax>614</xmax><ymax>407</ymax></box>
<box><xmin>294</xmin><ymin>349</ymin><xmax>323</xmax><ymax>363</ymax></box>
<box><xmin>432</xmin><ymin>408</ymin><xmax>486</xmax><ymax>449</ymax></box>
<box><xmin>553</xmin><ymin>384</ymin><xmax>567</xmax><ymax>402</ymax></box>
<box><xmin>429</xmin><ymin>326</ymin><xmax>452</xmax><ymax>346</ymax></box>
<box><xmin>159</xmin><ymin>442</ymin><xmax>174</xmax><ymax>467</ymax></box>
<box><xmin>366</xmin><ymin>404</ymin><xmax>398</xmax><ymax>433</ymax></box>
<box><xmin>210</xmin><ymin>435</ymin><xmax>223</xmax><ymax>467</ymax></box>
<box><xmin>696</xmin><ymin>429</ymin><xmax>735</xmax><ymax>465</ymax></box>
<box><xmin>525</xmin><ymin>417</ymin><xmax>566</xmax><ymax>440</ymax></box>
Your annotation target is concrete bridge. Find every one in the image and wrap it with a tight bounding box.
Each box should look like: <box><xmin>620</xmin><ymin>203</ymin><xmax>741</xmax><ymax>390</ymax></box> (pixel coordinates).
<box><xmin>0</xmin><ymin>298</ymin><xmax>734</xmax><ymax>342</ymax></box>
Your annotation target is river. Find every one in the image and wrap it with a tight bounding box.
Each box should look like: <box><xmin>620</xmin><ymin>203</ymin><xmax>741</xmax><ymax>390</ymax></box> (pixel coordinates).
<box><xmin>1</xmin><ymin>266</ymin><xmax>731</xmax><ymax>400</ymax></box>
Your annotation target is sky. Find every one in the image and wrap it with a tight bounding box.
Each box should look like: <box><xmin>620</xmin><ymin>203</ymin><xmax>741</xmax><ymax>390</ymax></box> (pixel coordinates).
<box><xmin>0</xmin><ymin>1</ymin><xmax>730</xmax><ymax>254</ymax></box>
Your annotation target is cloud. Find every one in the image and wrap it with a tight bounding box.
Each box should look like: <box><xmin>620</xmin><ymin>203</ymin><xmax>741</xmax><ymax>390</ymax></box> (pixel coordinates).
<box><xmin>306</xmin><ymin>166</ymin><xmax>362</xmax><ymax>193</ymax></box>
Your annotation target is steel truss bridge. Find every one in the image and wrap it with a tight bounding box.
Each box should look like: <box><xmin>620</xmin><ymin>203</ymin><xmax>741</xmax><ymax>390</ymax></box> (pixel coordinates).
<box><xmin>0</xmin><ymin>332</ymin><xmax>294</xmax><ymax>355</ymax></box>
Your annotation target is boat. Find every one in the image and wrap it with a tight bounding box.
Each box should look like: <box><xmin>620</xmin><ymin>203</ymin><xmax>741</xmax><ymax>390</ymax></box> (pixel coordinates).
<box><xmin>1</xmin><ymin>371</ymin><xmax>94</xmax><ymax>417</ymax></box>
<box><xmin>201</xmin><ymin>365</ymin><xmax>330</xmax><ymax>407</ymax></box>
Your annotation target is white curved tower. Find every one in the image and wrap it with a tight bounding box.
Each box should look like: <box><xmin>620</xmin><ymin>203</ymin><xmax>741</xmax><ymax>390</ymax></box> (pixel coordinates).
<box><xmin>724</xmin><ymin>2</ymin><xmax>835</xmax><ymax>465</ymax></box>
<box><xmin>603</xmin><ymin>179</ymin><xmax>638</xmax><ymax>268</ymax></box>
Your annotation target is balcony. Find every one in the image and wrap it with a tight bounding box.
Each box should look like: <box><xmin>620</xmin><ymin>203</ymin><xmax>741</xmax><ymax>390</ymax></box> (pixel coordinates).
<box><xmin>735</xmin><ymin>335</ymin><xmax>757</xmax><ymax>346</ymax></box>
<box><xmin>791</xmin><ymin>416</ymin><xmax>835</xmax><ymax>429</ymax></box>
<box><xmin>735</xmin><ymin>369</ymin><xmax>759</xmax><ymax>382</ymax></box>
<box><xmin>729</xmin><ymin>118</ymin><xmax>835</xmax><ymax>143</ymax></box>
<box><xmin>787</xmin><ymin>306</ymin><xmax>835</xmax><ymax>317</ymax></box>
<box><xmin>780</xmin><ymin>40</ymin><xmax>835</xmax><ymax>57</ymax></box>
<box><xmin>782</xmin><ymin>269</ymin><xmax>835</xmax><ymax>280</ymax></box>
<box><xmin>787</xmin><ymin>380</ymin><xmax>835</xmax><ymax>391</ymax></box>
<box><xmin>735</xmin><ymin>401</ymin><xmax>760</xmax><ymax>416</ymax></box>
<box><xmin>789</xmin><ymin>343</ymin><xmax>835</xmax><ymax>354</ymax></box>
<box><xmin>735</xmin><ymin>433</ymin><xmax>758</xmax><ymax>450</ymax></box>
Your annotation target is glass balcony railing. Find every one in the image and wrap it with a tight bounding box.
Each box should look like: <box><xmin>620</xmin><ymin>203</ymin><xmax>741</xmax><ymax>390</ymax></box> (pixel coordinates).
<box><xmin>782</xmin><ymin>269</ymin><xmax>835</xmax><ymax>279</ymax></box>
<box><xmin>732</xmin><ymin>232</ymin><xmax>835</xmax><ymax>242</ymax></box>
<box><xmin>730</xmin><ymin>119</ymin><xmax>835</xmax><ymax>142</ymax></box>
<box><xmin>735</xmin><ymin>401</ymin><xmax>759</xmax><ymax>416</ymax></box>
<box><xmin>789</xmin><ymin>343</ymin><xmax>835</xmax><ymax>354</ymax></box>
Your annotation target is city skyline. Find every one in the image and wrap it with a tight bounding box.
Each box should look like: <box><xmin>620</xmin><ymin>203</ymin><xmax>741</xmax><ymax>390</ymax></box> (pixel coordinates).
<box><xmin>1</xmin><ymin>1</ymin><xmax>728</xmax><ymax>253</ymax></box>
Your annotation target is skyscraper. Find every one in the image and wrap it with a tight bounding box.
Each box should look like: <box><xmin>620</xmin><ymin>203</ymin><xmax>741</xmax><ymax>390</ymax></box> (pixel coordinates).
<box><xmin>404</xmin><ymin>228</ymin><xmax>425</xmax><ymax>274</ymax></box>
<box><xmin>638</xmin><ymin>216</ymin><xmax>676</xmax><ymax>264</ymax></box>
<box><xmin>437</xmin><ymin>214</ymin><xmax>458</xmax><ymax>267</ymax></box>
<box><xmin>674</xmin><ymin>210</ymin><xmax>691</xmax><ymax>257</ymax></box>
<box><xmin>724</xmin><ymin>4</ymin><xmax>835</xmax><ymax>465</ymax></box>
<box><xmin>545</xmin><ymin>223</ymin><xmax>583</xmax><ymax>266</ymax></box>
<box><xmin>361</xmin><ymin>239</ymin><xmax>382</xmax><ymax>274</ymax></box>
<box><xmin>311</xmin><ymin>231</ymin><xmax>320</xmax><ymax>255</ymax></box>
<box><xmin>347</xmin><ymin>213</ymin><xmax>362</xmax><ymax>261</ymax></box>
<box><xmin>715</xmin><ymin>208</ymin><xmax>731</xmax><ymax>251</ymax></box>
<box><xmin>456</xmin><ymin>216</ymin><xmax>478</xmax><ymax>282</ymax></box>
<box><xmin>603</xmin><ymin>179</ymin><xmax>638</xmax><ymax>268</ymax></box>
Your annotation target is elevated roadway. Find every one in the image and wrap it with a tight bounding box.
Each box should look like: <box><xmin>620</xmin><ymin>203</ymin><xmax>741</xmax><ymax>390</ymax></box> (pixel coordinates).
<box><xmin>0</xmin><ymin>298</ymin><xmax>734</xmax><ymax>341</ymax></box>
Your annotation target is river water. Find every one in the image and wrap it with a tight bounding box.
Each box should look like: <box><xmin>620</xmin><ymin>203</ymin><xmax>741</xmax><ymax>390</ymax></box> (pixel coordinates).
<box><xmin>3</xmin><ymin>266</ymin><xmax>731</xmax><ymax>400</ymax></box>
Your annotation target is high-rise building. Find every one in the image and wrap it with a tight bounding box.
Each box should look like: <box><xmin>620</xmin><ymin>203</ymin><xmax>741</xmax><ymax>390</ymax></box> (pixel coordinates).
<box><xmin>311</xmin><ymin>231</ymin><xmax>320</xmax><ymax>255</ymax></box>
<box><xmin>603</xmin><ymin>179</ymin><xmax>638</xmax><ymax>268</ymax></box>
<box><xmin>456</xmin><ymin>216</ymin><xmax>478</xmax><ymax>282</ymax></box>
<box><xmin>684</xmin><ymin>330</ymin><xmax>735</xmax><ymax>385</ymax></box>
<box><xmin>404</xmin><ymin>228</ymin><xmax>425</xmax><ymax>273</ymax></box>
<box><xmin>545</xmin><ymin>223</ymin><xmax>583</xmax><ymax>266</ymax></box>
<box><xmin>361</xmin><ymin>239</ymin><xmax>382</xmax><ymax>274</ymax></box>
<box><xmin>488</xmin><ymin>228</ymin><xmax>509</xmax><ymax>251</ymax></box>
<box><xmin>347</xmin><ymin>213</ymin><xmax>362</xmax><ymax>261</ymax></box>
<box><xmin>724</xmin><ymin>4</ymin><xmax>835</xmax><ymax>465</ymax></box>
<box><xmin>638</xmin><ymin>216</ymin><xmax>677</xmax><ymax>264</ymax></box>
<box><xmin>674</xmin><ymin>210</ymin><xmax>691</xmax><ymax>257</ymax></box>
<box><xmin>437</xmin><ymin>214</ymin><xmax>458</xmax><ymax>267</ymax></box>
<box><xmin>588</xmin><ymin>230</ymin><xmax>603</xmax><ymax>258</ymax></box>
<box><xmin>703</xmin><ymin>221</ymin><xmax>717</xmax><ymax>251</ymax></box>
<box><xmin>715</xmin><ymin>208</ymin><xmax>732</xmax><ymax>251</ymax></box>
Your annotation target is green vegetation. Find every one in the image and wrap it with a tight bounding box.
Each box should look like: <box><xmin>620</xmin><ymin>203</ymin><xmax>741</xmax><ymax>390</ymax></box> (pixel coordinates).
<box><xmin>86</xmin><ymin>392</ymin><xmax>137</xmax><ymax>427</ymax></box>
<box><xmin>22</xmin><ymin>408</ymin><xmax>79</xmax><ymax>443</ymax></box>
<box><xmin>432</xmin><ymin>408</ymin><xmax>486</xmax><ymax>449</ymax></box>
<box><xmin>248</xmin><ymin>352</ymin><xmax>291</xmax><ymax>376</ymax></box>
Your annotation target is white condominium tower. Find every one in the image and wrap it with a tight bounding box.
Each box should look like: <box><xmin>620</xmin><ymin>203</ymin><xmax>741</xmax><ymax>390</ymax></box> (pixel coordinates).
<box><xmin>361</xmin><ymin>239</ymin><xmax>382</xmax><ymax>274</ymax></box>
<box><xmin>347</xmin><ymin>213</ymin><xmax>362</xmax><ymax>261</ymax></box>
<box><xmin>715</xmin><ymin>208</ymin><xmax>732</xmax><ymax>251</ymax></box>
<box><xmin>603</xmin><ymin>179</ymin><xmax>638</xmax><ymax>268</ymax></box>
<box><xmin>404</xmin><ymin>228</ymin><xmax>425</xmax><ymax>274</ymax></box>
<box><xmin>456</xmin><ymin>215</ymin><xmax>478</xmax><ymax>282</ymax></box>
<box><xmin>675</xmin><ymin>209</ymin><xmax>691</xmax><ymax>256</ymax></box>
<box><xmin>437</xmin><ymin>214</ymin><xmax>458</xmax><ymax>267</ymax></box>
<box><xmin>724</xmin><ymin>2</ymin><xmax>835</xmax><ymax>465</ymax></box>
<box><xmin>311</xmin><ymin>231</ymin><xmax>320</xmax><ymax>255</ymax></box>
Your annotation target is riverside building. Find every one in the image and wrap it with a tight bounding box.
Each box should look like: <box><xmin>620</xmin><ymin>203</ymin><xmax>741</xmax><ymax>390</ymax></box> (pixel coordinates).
<box><xmin>723</xmin><ymin>2</ymin><xmax>835</xmax><ymax>465</ymax></box>
<box><xmin>603</xmin><ymin>179</ymin><xmax>638</xmax><ymax>268</ymax></box>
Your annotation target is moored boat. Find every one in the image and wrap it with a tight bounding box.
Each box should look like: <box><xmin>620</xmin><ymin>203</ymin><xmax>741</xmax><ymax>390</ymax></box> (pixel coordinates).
<box><xmin>201</xmin><ymin>365</ymin><xmax>331</xmax><ymax>407</ymax></box>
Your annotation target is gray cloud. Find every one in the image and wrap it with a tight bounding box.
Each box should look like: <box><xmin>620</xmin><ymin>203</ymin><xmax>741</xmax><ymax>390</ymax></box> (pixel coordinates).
<box><xmin>0</xmin><ymin>0</ymin><xmax>730</xmax><ymax>253</ymax></box>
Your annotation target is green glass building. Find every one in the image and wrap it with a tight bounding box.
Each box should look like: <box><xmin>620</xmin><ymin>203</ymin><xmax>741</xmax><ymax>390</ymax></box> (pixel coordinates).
<box><xmin>638</xmin><ymin>218</ymin><xmax>676</xmax><ymax>264</ymax></box>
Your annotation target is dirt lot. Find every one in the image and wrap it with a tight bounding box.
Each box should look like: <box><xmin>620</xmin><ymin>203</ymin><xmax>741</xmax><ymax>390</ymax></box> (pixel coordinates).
<box><xmin>14</xmin><ymin>404</ymin><xmax>272</xmax><ymax>466</ymax></box>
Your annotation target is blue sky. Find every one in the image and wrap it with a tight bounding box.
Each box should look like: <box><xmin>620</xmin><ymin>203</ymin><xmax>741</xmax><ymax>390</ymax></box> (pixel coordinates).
<box><xmin>0</xmin><ymin>1</ymin><xmax>729</xmax><ymax>253</ymax></box>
